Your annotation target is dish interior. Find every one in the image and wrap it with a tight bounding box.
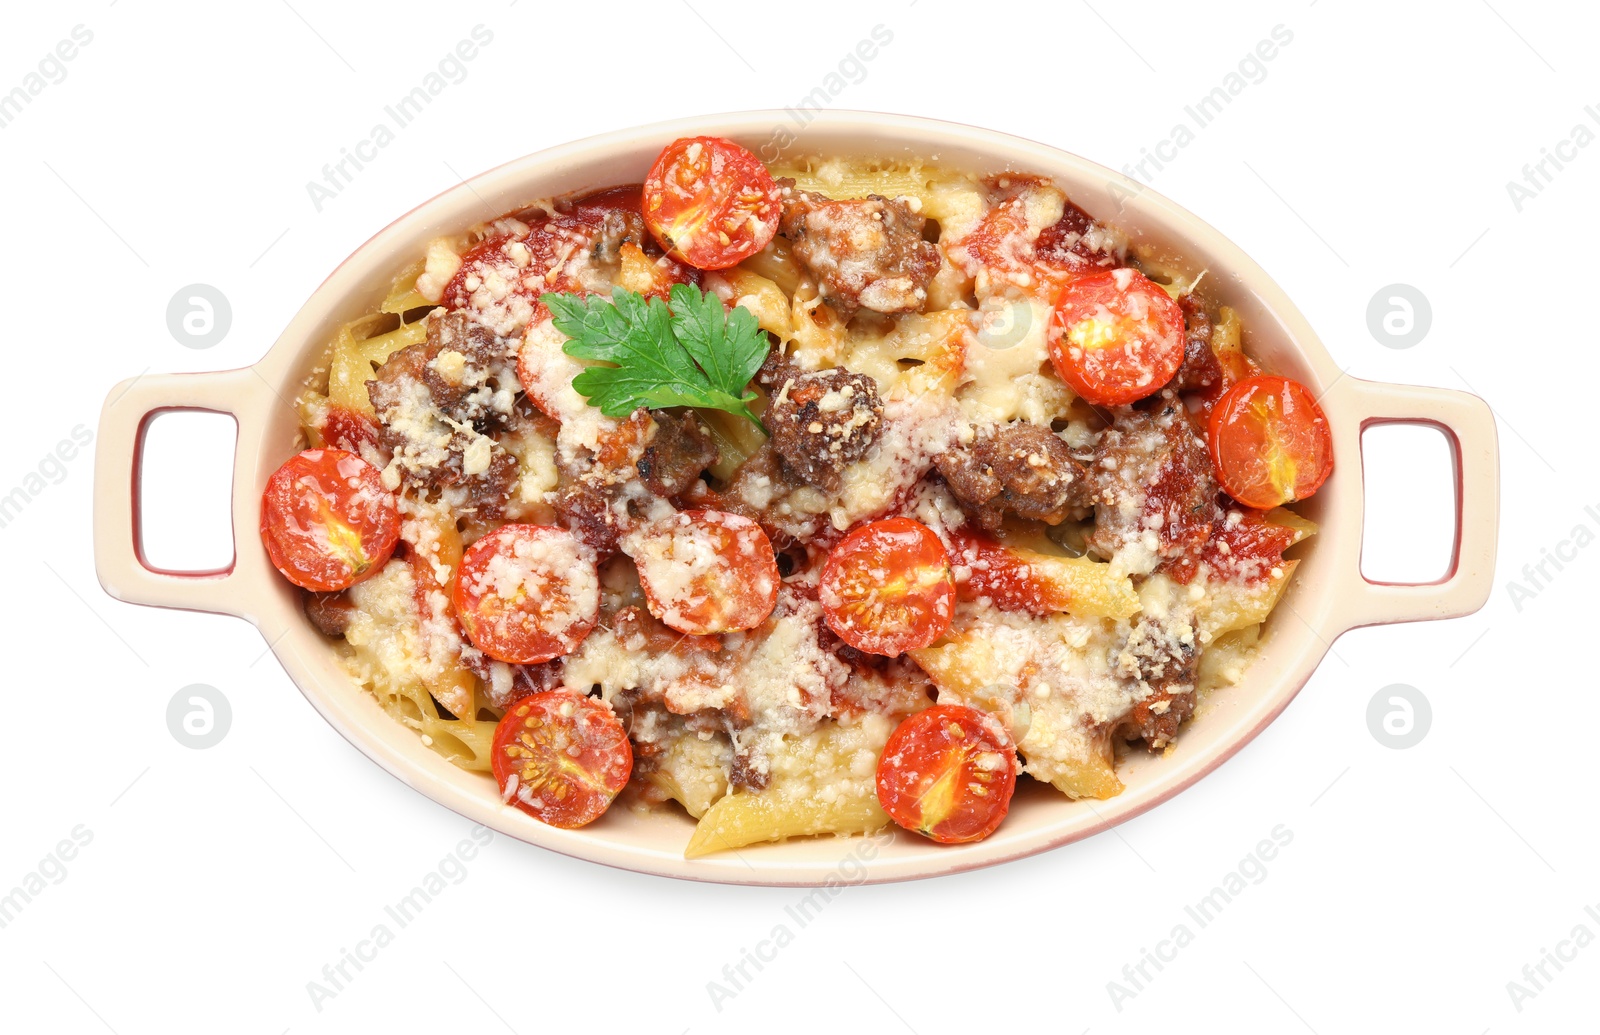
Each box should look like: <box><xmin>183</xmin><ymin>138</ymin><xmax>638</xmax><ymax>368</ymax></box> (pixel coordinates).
<box><xmin>245</xmin><ymin>115</ymin><xmax>1347</xmax><ymax>881</ymax></box>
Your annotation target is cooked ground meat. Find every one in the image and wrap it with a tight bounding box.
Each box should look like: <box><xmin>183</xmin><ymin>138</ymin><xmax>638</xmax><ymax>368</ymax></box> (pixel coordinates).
<box><xmin>637</xmin><ymin>409</ymin><xmax>718</xmax><ymax>498</ymax></box>
<box><xmin>460</xmin><ymin>450</ymin><xmax>520</xmax><ymax>519</ymax></box>
<box><xmin>1171</xmin><ymin>293</ymin><xmax>1223</xmax><ymax>394</ymax></box>
<box><xmin>371</xmin><ymin>311</ymin><xmax>518</xmax><ymax>432</ymax></box>
<box><xmin>611</xmin><ymin>604</ymin><xmax>721</xmax><ymax>655</ymax></box>
<box><xmin>1114</xmin><ymin>610</ymin><xmax>1199</xmax><ymax>749</ymax></box>
<box><xmin>1083</xmin><ymin>399</ymin><xmax>1221</xmax><ymax>579</ymax></box>
<box><xmin>552</xmin><ymin>185</ymin><xmax>700</xmax><ymax>292</ymax></box>
<box><xmin>762</xmin><ymin>366</ymin><xmax>883</xmax><ymax>492</ymax></box>
<box><xmin>752</xmin><ymin>350</ymin><xmax>796</xmax><ymax>393</ymax></box>
<box><xmin>556</xmin><ymin>479</ymin><xmax>625</xmax><ymax>556</ymax></box>
<box><xmin>304</xmin><ymin>591</ymin><xmax>354</xmax><ymax>637</ymax></box>
<box><xmin>777</xmin><ymin>183</ymin><xmax>941</xmax><ymax>317</ymax></box>
<box><xmin>935</xmin><ymin>422</ymin><xmax>1091</xmax><ymax>531</ymax></box>
<box><xmin>1121</xmin><ymin>687</ymin><xmax>1196</xmax><ymax>749</ymax></box>
<box><xmin>728</xmin><ymin>751</ymin><xmax>770</xmax><ymax>792</ymax></box>
<box><xmin>715</xmin><ymin>441</ymin><xmax>813</xmax><ymax>546</ymax></box>
<box><xmin>458</xmin><ymin>648</ymin><xmax>565</xmax><ymax>710</ymax></box>
<box><xmin>580</xmin><ymin>204</ymin><xmax>648</xmax><ymax>269</ymax></box>
<box><xmin>367</xmin><ymin>311</ymin><xmax>522</xmax><ymax>517</ymax></box>
<box><xmin>555</xmin><ymin>409</ymin><xmax>716</xmax><ymax>555</ymax></box>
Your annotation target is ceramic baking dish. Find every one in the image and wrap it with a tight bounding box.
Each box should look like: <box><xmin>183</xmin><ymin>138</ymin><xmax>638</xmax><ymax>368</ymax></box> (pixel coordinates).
<box><xmin>93</xmin><ymin>111</ymin><xmax>1499</xmax><ymax>884</ymax></box>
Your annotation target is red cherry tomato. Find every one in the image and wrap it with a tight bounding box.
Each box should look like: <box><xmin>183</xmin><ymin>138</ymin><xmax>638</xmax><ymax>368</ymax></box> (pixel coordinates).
<box><xmin>820</xmin><ymin>518</ymin><xmax>955</xmax><ymax>658</ymax></box>
<box><xmin>642</xmin><ymin>136</ymin><xmax>782</xmax><ymax>270</ymax></box>
<box><xmin>492</xmin><ymin>690</ymin><xmax>632</xmax><ymax>828</ymax></box>
<box><xmin>631</xmin><ymin>509</ymin><xmax>779</xmax><ymax>635</ymax></box>
<box><xmin>1207</xmin><ymin>375</ymin><xmax>1334</xmax><ymax>509</ymax></box>
<box><xmin>1047</xmin><ymin>268</ymin><xmax>1185</xmax><ymax>405</ymax></box>
<box><xmin>876</xmin><ymin>705</ymin><xmax>1017</xmax><ymax>844</ymax></box>
<box><xmin>260</xmin><ymin>448</ymin><xmax>399</xmax><ymax>592</ymax></box>
<box><xmin>452</xmin><ymin>525</ymin><xmax>600</xmax><ymax>664</ymax></box>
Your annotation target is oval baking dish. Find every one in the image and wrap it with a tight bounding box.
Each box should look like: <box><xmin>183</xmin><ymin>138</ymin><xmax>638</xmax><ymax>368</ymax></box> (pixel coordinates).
<box><xmin>93</xmin><ymin>112</ymin><xmax>1499</xmax><ymax>885</ymax></box>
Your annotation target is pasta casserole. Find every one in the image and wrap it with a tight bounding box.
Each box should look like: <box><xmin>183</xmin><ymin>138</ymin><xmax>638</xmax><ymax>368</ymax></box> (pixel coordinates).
<box><xmin>260</xmin><ymin>135</ymin><xmax>1333</xmax><ymax>854</ymax></box>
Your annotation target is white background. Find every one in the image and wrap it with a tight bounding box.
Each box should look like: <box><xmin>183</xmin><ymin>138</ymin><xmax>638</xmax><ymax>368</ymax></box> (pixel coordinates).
<box><xmin>1</xmin><ymin>1</ymin><xmax>1592</xmax><ymax>1031</ymax></box>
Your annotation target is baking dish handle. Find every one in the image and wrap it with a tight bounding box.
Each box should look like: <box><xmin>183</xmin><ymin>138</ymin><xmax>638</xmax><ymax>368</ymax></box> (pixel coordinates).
<box><xmin>1330</xmin><ymin>377</ymin><xmax>1499</xmax><ymax>631</ymax></box>
<box><xmin>93</xmin><ymin>368</ymin><xmax>271</xmax><ymax>621</ymax></box>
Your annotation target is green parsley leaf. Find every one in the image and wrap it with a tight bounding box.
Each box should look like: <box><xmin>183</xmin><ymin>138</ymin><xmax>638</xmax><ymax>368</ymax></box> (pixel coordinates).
<box><xmin>546</xmin><ymin>285</ymin><xmax>769</xmax><ymax>433</ymax></box>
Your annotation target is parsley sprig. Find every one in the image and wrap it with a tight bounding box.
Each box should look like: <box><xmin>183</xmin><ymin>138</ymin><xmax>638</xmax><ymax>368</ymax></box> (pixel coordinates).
<box><xmin>545</xmin><ymin>284</ymin><xmax>769</xmax><ymax>433</ymax></box>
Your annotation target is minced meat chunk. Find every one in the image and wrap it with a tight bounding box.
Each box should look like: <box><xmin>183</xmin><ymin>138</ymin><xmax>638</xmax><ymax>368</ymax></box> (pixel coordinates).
<box><xmin>935</xmin><ymin>422</ymin><xmax>1090</xmax><ymax>531</ymax></box>
<box><xmin>366</xmin><ymin>312</ymin><xmax>521</xmax><ymax>517</ymax></box>
<box><xmin>304</xmin><ymin>591</ymin><xmax>355</xmax><ymax>637</ymax></box>
<box><xmin>637</xmin><ymin>409</ymin><xmax>718</xmax><ymax>498</ymax></box>
<box><xmin>370</xmin><ymin>310</ymin><xmax>519</xmax><ymax>433</ymax></box>
<box><xmin>1171</xmin><ymin>293</ymin><xmax>1222</xmax><ymax>394</ymax></box>
<box><xmin>1114</xmin><ymin>610</ymin><xmax>1199</xmax><ymax>750</ymax></box>
<box><xmin>1082</xmin><ymin>398</ymin><xmax>1221</xmax><ymax>579</ymax></box>
<box><xmin>777</xmin><ymin>183</ymin><xmax>941</xmax><ymax>317</ymax></box>
<box><xmin>555</xmin><ymin>408</ymin><xmax>718</xmax><ymax>556</ymax></box>
<box><xmin>554</xmin><ymin>480</ymin><xmax>624</xmax><ymax>557</ymax></box>
<box><xmin>762</xmin><ymin>365</ymin><xmax>883</xmax><ymax>491</ymax></box>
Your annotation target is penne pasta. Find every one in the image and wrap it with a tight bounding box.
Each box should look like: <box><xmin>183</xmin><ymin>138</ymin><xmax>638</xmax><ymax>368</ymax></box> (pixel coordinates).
<box><xmin>684</xmin><ymin>717</ymin><xmax>894</xmax><ymax>857</ymax></box>
<box><xmin>327</xmin><ymin>317</ymin><xmax>429</xmax><ymax>416</ymax></box>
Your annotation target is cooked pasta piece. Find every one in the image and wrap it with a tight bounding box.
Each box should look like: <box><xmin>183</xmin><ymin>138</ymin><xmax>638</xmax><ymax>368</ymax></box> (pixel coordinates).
<box><xmin>708</xmin><ymin>266</ymin><xmax>794</xmax><ymax>341</ymax></box>
<box><xmin>1197</xmin><ymin>560</ymin><xmax>1299</xmax><ymax>642</ymax></box>
<box><xmin>381</xmin><ymin>259</ymin><xmax>433</xmax><ymax>316</ymax></box>
<box><xmin>327</xmin><ymin>317</ymin><xmax>429</xmax><ymax>416</ymax></box>
<box><xmin>342</xmin><ymin>559</ymin><xmax>497</xmax><ymax>770</ymax></box>
<box><xmin>685</xmin><ymin>716</ymin><xmax>895</xmax><ymax>857</ymax></box>
<box><xmin>1021</xmin><ymin>695</ymin><xmax>1124</xmax><ymax>801</ymax></box>
<box><xmin>643</xmin><ymin>730</ymin><xmax>733</xmax><ymax>820</ymax></box>
<box><xmin>770</xmin><ymin>161</ymin><xmax>985</xmax><ymax>231</ymax></box>
<box><xmin>1196</xmin><ymin>624</ymin><xmax>1262</xmax><ymax>696</ymax></box>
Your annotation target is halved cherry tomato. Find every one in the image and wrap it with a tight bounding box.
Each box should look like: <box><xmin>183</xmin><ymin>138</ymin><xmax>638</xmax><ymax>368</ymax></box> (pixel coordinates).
<box><xmin>1207</xmin><ymin>375</ymin><xmax>1334</xmax><ymax>509</ymax></box>
<box><xmin>492</xmin><ymin>690</ymin><xmax>632</xmax><ymax>828</ymax></box>
<box><xmin>876</xmin><ymin>705</ymin><xmax>1017</xmax><ymax>844</ymax></box>
<box><xmin>642</xmin><ymin>136</ymin><xmax>782</xmax><ymax>270</ymax></box>
<box><xmin>1047</xmin><ymin>268</ymin><xmax>1185</xmax><ymax>405</ymax></box>
<box><xmin>820</xmin><ymin>517</ymin><xmax>954</xmax><ymax>657</ymax></box>
<box><xmin>452</xmin><ymin>525</ymin><xmax>600</xmax><ymax>664</ymax></box>
<box><xmin>631</xmin><ymin>509</ymin><xmax>779</xmax><ymax>635</ymax></box>
<box><xmin>260</xmin><ymin>448</ymin><xmax>399</xmax><ymax>592</ymax></box>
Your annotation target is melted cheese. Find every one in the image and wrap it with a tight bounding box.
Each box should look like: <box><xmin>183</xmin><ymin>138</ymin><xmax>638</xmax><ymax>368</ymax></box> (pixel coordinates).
<box><xmin>955</xmin><ymin>299</ymin><xmax>1078</xmax><ymax>425</ymax></box>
